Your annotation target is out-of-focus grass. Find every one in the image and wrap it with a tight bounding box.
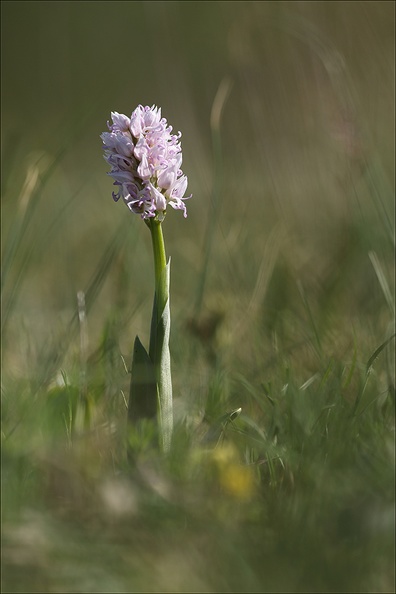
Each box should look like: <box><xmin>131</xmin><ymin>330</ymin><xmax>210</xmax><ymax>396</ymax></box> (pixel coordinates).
<box><xmin>1</xmin><ymin>2</ymin><xmax>395</xmax><ymax>592</ymax></box>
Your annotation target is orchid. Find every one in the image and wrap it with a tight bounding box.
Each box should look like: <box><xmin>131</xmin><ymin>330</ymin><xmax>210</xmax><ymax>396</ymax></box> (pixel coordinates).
<box><xmin>101</xmin><ymin>104</ymin><xmax>190</xmax><ymax>221</ymax></box>
<box><xmin>101</xmin><ymin>104</ymin><xmax>191</xmax><ymax>457</ymax></box>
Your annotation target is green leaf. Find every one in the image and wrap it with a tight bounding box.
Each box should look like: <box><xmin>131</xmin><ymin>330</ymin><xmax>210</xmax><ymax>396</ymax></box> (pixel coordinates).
<box><xmin>366</xmin><ymin>333</ymin><xmax>396</xmax><ymax>375</ymax></box>
<box><xmin>156</xmin><ymin>260</ymin><xmax>173</xmax><ymax>453</ymax></box>
<box><xmin>128</xmin><ymin>335</ymin><xmax>157</xmax><ymax>425</ymax></box>
<box><xmin>202</xmin><ymin>407</ymin><xmax>242</xmax><ymax>445</ymax></box>
<box><xmin>148</xmin><ymin>259</ymin><xmax>173</xmax><ymax>452</ymax></box>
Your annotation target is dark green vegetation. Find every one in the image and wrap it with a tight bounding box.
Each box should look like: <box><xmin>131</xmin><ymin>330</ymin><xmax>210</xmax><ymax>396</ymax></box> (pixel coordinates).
<box><xmin>1</xmin><ymin>2</ymin><xmax>394</xmax><ymax>592</ymax></box>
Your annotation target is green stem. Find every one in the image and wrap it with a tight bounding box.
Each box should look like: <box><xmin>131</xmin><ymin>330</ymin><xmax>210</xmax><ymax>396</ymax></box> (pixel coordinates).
<box><xmin>148</xmin><ymin>218</ymin><xmax>167</xmax><ymax>316</ymax></box>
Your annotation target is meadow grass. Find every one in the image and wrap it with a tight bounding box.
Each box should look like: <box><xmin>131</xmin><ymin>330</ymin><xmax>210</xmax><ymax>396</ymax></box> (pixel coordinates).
<box><xmin>1</xmin><ymin>3</ymin><xmax>395</xmax><ymax>592</ymax></box>
<box><xmin>2</xmin><ymin>131</ymin><xmax>394</xmax><ymax>592</ymax></box>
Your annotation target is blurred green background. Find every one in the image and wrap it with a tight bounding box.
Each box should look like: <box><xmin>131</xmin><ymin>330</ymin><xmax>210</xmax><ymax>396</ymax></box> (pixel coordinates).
<box><xmin>2</xmin><ymin>1</ymin><xmax>394</xmax><ymax>343</ymax></box>
<box><xmin>1</xmin><ymin>1</ymin><xmax>395</xmax><ymax>592</ymax></box>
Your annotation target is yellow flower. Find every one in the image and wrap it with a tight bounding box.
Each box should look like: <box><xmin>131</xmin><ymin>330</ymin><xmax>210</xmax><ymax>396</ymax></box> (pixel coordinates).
<box><xmin>218</xmin><ymin>463</ymin><xmax>255</xmax><ymax>500</ymax></box>
<box><xmin>211</xmin><ymin>443</ymin><xmax>256</xmax><ymax>500</ymax></box>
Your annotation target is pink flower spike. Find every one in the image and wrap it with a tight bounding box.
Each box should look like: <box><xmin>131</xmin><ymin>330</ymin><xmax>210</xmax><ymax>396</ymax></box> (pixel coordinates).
<box><xmin>102</xmin><ymin>104</ymin><xmax>191</xmax><ymax>220</ymax></box>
